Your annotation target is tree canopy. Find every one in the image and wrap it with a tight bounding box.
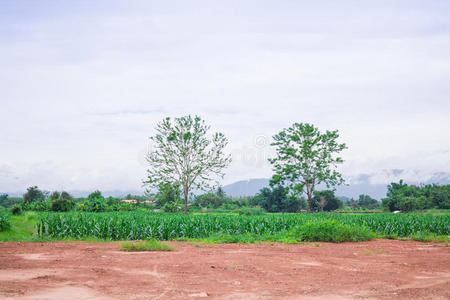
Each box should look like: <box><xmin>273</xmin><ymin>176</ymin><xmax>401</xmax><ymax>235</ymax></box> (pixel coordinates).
<box><xmin>269</xmin><ymin>123</ymin><xmax>347</xmax><ymax>212</ymax></box>
<box><xmin>145</xmin><ymin>115</ymin><xmax>231</xmax><ymax>214</ymax></box>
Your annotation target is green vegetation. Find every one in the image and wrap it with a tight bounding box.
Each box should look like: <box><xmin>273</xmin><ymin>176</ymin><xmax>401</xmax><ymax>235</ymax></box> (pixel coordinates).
<box><xmin>269</xmin><ymin>123</ymin><xmax>347</xmax><ymax>212</ymax></box>
<box><xmin>0</xmin><ymin>194</ymin><xmax>22</xmax><ymax>209</ymax></box>
<box><xmin>0</xmin><ymin>211</ymin><xmax>11</xmax><ymax>231</ymax></box>
<box><xmin>292</xmin><ymin>219</ymin><xmax>375</xmax><ymax>242</ymax></box>
<box><xmin>0</xmin><ymin>212</ymin><xmax>39</xmax><ymax>242</ymax></box>
<box><xmin>10</xmin><ymin>204</ymin><xmax>22</xmax><ymax>215</ymax></box>
<box><xmin>382</xmin><ymin>180</ymin><xmax>449</xmax><ymax>212</ymax></box>
<box><xmin>36</xmin><ymin>211</ymin><xmax>449</xmax><ymax>242</ymax></box>
<box><xmin>145</xmin><ymin>115</ymin><xmax>231</xmax><ymax>214</ymax></box>
<box><xmin>120</xmin><ymin>240</ymin><xmax>174</xmax><ymax>251</ymax></box>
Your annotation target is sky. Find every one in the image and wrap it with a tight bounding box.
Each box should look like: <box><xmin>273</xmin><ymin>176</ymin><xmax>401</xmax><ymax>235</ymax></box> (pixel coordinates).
<box><xmin>1</xmin><ymin>0</ymin><xmax>450</xmax><ymax>194</ymax></box>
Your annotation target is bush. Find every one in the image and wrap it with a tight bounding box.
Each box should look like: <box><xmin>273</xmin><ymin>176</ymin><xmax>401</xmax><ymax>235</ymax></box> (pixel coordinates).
<box><xmin>0</xmin><ymin>211</ymin><xmax>11</xmax><ymax>231</ymax></box>
<box><xmin>292</xmin><ymin>219</ymin><xmax>375</xmax><ymax>243</ymax></box>
<box><xmin>10</xmin><ymin>204</ymin><xmax>23</xmax><ymax>215</ymax></box>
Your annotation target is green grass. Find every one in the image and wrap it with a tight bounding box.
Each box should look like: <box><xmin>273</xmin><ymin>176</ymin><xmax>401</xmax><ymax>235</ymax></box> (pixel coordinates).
<box><xmin>0</xmin><ymin>212</ymin><xmax>40</xmax><ymax>242</ymax></box>
<box><xmin>410</xmin><ymin>233</ymin><xmax>449</xmax><ymax>245</ymax></box>
<box><xmin>120</xmin><ymin>240</ymin><xmax>174</xmax><ymax>252</ymax></box>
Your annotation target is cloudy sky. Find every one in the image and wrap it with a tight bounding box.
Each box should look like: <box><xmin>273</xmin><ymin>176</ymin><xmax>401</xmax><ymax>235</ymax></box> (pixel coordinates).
<box><xmin>1</xmin><ymin>0</ymin><xmax>449</xmax><ymax>194</ymax></box>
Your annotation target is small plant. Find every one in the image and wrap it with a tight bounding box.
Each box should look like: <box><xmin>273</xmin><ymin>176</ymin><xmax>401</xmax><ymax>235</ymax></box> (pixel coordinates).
<box><xmin>120</xmin><ymin>240</ymin><xmax>174</xmax><ymax>252</ymax></box>
<box><xmin>10</xmin><ymin>204</ymin><xmax>22</xmax><ymax>215</ymax></box>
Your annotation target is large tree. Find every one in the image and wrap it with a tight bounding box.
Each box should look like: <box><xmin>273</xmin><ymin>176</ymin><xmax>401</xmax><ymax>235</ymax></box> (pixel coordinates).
<box><xmin>269</xmin><ymin>123</ymin><xmax>347</xmax><ymax>212</ymax></box>
<box><xmin>145</xmin><ymin>115</ymin><xmax>231</xmax><ymax>214</ymax></box>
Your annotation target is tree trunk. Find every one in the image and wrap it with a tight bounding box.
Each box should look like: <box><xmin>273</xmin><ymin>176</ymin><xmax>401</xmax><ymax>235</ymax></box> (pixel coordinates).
<box><xmin>183</xmin><ymin>184</ymin><xmax>188</xmax><ymax>215</ymax></box>
<box><xmin>307</xmin><ymin>192</ymin><xmax>312</xmax><ymax>213</ymax></box>
<box><xmin>306</xmin><ymin>184</ymin><xmax>312</xmax><ymax>213</ymax></box>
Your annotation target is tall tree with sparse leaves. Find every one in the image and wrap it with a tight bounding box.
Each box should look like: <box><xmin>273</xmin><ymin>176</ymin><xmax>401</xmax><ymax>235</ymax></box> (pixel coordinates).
<box><xmin>269</xmin><ymin>123</ymin><xmax>347</xmax><ymax>212</ymax></box>
<box><xmin>145</xmin><ymin>115</ymin><xmax>231</xmax><ymax>214</ymax></box>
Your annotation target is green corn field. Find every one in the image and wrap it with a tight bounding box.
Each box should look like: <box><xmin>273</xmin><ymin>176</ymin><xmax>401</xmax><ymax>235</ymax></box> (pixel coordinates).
<box><xmin>36</xmin><ymin>212</ymin><xmax>450</xmax><ymax>241</ymax></box>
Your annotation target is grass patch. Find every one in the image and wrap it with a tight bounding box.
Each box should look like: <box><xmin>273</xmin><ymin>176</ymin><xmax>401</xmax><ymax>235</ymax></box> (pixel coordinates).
<box><xmin>120</xmin><ymin>240</ymin><xmax>174</xmax><ymax>252</ymax></box>
<box><xmin>290</xmin><ymin>219</ymin><xmax>375</xmax><ymax>243</ymax></box>
<box><xmin>0</xmin><ymin>212</ymin><xmax>40</xmax><ymax>242</ymax></box>
<box><xmin>410</xmin><ymin>232</ymin><xmax>449</xmax><ymax>245</ymax></box>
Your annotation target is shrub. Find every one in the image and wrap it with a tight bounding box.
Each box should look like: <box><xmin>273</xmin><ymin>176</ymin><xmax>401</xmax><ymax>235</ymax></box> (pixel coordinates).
<box><xmin>292</xmin><ymin>219</ymin><xmax>375</xmax><ymax>243</ymax></box>
<box><xmin>10</xmin><ymin>204</ymin><xmax>22</xmax><ymax>215</ymax></box>
<box><xmin>51</xmin><ymin>198</ymin><xmax>74</xmax><ymax>212</ymax></box>
<box><xmin>0</xmin><ymin>211</ymin><xmax>11</xmax><ymax>231</ymax></box>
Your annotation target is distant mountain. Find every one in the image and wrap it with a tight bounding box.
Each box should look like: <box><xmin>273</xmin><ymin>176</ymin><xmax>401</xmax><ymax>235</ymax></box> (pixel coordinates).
<box><xmin>223</xmin><ymin>178</ymin><xmax>270</xmax><ymax>197</ymax></box>
<box><xmin>222</xmin><ymin>178</ymin><xmax>388</xmax><ymax>200</ymax></box>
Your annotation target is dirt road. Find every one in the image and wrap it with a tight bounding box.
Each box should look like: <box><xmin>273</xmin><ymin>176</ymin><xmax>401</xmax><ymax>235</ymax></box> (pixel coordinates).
<box><xmin>0</xmin><ymin>239</ymin><xmax>449</xmax><ymax>299</ymax></box>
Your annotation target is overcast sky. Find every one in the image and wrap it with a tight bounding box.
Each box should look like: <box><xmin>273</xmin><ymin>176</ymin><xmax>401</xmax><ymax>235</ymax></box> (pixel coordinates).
<box><xmin>1</xmin><ymin>0</ymin><xmax>450</xmax><ymax>194</ymax></box>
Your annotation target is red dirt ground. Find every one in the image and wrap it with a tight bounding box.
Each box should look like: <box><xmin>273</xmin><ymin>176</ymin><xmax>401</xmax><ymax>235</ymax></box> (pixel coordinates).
<box><xmin>0</xmin><ymin>239</ymin><xmax>449</xmax><ymax>299</ymax></box>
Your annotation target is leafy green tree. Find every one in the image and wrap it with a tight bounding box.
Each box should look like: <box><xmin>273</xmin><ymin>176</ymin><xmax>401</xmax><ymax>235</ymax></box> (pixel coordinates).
<box><xmin>23</xmin><ymin>186</ymin><xmax>44</xmax><ymax>204</ymax></box>
<box><xmin>312</xmin><ymin>190</ymin><xmax>343</xmax><ymax>212</ymax></box>
<box><xmin>195</xmin><ymin>192</ymin><xmax>225</xmax><ymax>208</ymax></box>
<box><xmin>382</xmin><ymin>180</ymin><xmax>449</xmax><ymax>212</ymax></box>
<box><xmin>252</xmin><ymin>185</ymin><xmax>306</xmax><ymax>212</ymax></box>
<box><xmin>357</xmin><ymin>194</ymin><xmax>379</xmax><ymax>209</ymax></box>
<box><xmin>49</xmin><ymin>191</ymin><xmax>74</xmax><ymax>212</ymax></box>
<box><xmin>145</xmin><ymin>115</ymin><xmax>231</xmax><ymax>214</ymax></box>
<box><xmin>77</xmin><ymin>190</ymin><xmax>107</xmax><ymax>212</ymax></box>
<box><xmin>60</xmin><ymin>191</ymin><xmax>72</xmax><ymax>201</ymax></box>
<box><xmin>50</xmin><ymin>191</ymin><xmax>61</xmax><ymax>201</ymax></box>
<box><xmin>269</xmin><ymin>123</ymin><xmax>347</xmax><ymax>212</ymax></box>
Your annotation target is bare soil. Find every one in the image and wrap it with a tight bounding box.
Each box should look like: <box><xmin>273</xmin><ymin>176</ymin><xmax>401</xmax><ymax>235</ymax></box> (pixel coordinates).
<box><xmin>0</xmin><ymin>239</ymin><xmax>449</xmax><ymax>299</ymax></box>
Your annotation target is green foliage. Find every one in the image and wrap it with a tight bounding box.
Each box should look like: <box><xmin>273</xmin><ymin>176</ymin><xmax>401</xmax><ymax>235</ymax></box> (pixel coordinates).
<box><xmin>10</xmin><ymin>204</ymin><xmax>22</xmax><ymax>215</ymax></box>
<box><xmin>37</xmin><ymin>211</ymin><xmax>449</xmax><ymax>241</ymax></box>
<box><xmin>154</xmin><ymin>182</ymin><xmax>182</xmax><ymax>208</ymax></box>
<box><xmin>0</xmin><ymin>195</ymin><xmax>22</xmax><ymax>209</ymax></box>
<box><xmin>291</xmin><ymin>219</ymin><xmax>374</xmax><ymax>242</ymax></box>
<box><xmin>23</xmin><ymin>186</ymin><xmax>45</xmax><ymax>204</ymax></box>
<box><xmin>252</xmin><ymin>185</ymin><xmax>306</xmax><ymax>212</ymax></box>
<box><xmin>145</xmin><ymin>115</ymin><xmax>232</xmax><ymax>214</ymax></box>
<box><xmin>269</xmin><ymin>123</ymin><xmax>347</xmax><ymax>212</ymax></box>
<box><xmin>25</xmin><ymin>200</ymin><xmax>51</xmax><ymax>212</ymax></box>
<box><xmin>195</xmin><ymin>192</ymin><xmax>226</xmax><ymax>208</ymax></box>
<box><xmin>0</xmin><ymin>211</ymin><xmax>11</xmax><ymax>231</ymax></box>
<box><xmin>77</xmin><ymin>191</ymin><xmax>107</xmax><ymax>212</ymax></box>
<box><xmin>162</xmin><ymin>198</ymin><xmax>182</xmax><ymax>212</ymax></box>
<box><xmin>357</xmin><ymin>194</ymin><xmax>380</xmax><ymax>209</ymax></box>
<box><xmin>49</xmin><ymin>191</ymin><xmax>74</xmax><ymax>212</ymax></box>
<box><xmin>382</xmin><ymin>180</ymin><xmax>449</xmax><ymax>212</ymax></box>
<box><xmin>312</xmin><ymin>190</ymin><xmax>343</xmax><ymax>212</ymax></box>
<box><xmin>236</xmin><ymin>206</ymin><xmax>265</xmax><ymax>216</ymax></box>
<box><xmin>120</xmin><ymin>240</ymin><xmax>174</xmax><ymax>251</ymax></box>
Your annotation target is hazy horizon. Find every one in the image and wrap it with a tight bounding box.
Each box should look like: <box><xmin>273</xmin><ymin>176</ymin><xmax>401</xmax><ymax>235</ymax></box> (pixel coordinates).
<box><xmin>1</xmin><ymin>1</ymin><xmax>450</xmax><ymax>194</ymax></box>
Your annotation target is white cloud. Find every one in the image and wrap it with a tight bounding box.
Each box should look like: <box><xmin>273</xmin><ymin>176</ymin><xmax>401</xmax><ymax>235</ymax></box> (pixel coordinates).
<box><xmin>1</xmin><ymin>1</ymin><xmax>449</xmax><ymax>193</ymax></box>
